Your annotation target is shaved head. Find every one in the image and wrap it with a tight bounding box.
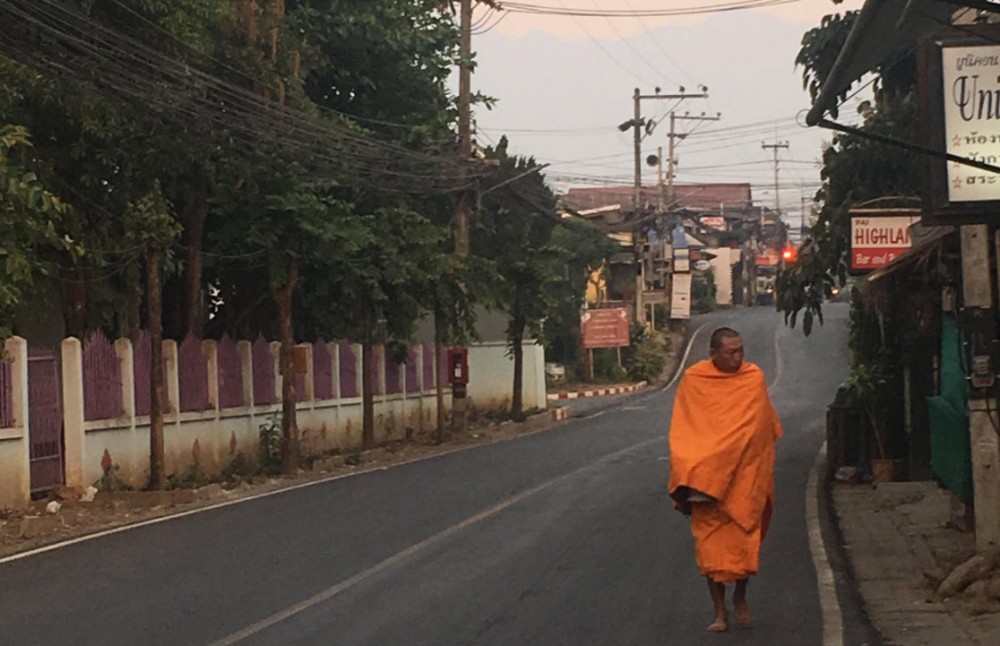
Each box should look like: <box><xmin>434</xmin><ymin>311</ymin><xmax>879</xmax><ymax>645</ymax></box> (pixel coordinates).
<box><xmin>710</xmin><ymin>327</ymin><xmax>741</xmax><ymax>350</ymax></box>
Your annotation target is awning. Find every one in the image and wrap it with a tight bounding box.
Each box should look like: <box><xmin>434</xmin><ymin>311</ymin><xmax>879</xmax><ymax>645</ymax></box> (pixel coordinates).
<box><xmin>805</xmin><ymin>0</ymin><xmax>960</xmax><ymax>127</ymax></box>
<box><xmin>865</xmin><ymin>225</ymin><xmax>955</xmax><ymax>284</ymax></box>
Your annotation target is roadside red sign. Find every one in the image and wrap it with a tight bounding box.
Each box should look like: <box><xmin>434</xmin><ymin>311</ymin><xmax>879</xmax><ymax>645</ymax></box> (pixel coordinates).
<box><xmin>581</xmin><ymin>308</ymin><xmax>630</xmax><ymax>349</ymax></box>
<box><xmin>850</xmin><ymin>210</ymin><xmax>920</xmax><ymax>272</ymax></box>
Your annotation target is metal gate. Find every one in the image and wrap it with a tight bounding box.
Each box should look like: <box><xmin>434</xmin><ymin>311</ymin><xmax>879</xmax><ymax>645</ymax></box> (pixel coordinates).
<box><xmin>28</xmin><ymin>348</ymin><xmax>64</xmax><ymax>492</ymax></box>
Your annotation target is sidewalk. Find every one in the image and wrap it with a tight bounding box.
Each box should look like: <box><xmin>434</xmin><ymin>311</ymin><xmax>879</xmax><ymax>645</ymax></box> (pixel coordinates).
<box><xmin>832</xmin><ymin>480</ymin><xmax>1000</xmax><ymax>644</ymax></box>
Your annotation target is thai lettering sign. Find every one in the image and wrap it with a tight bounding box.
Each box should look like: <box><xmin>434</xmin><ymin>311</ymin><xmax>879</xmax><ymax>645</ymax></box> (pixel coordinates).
<box><xmin>671</xmin><ymin>273</ymin><xmax>692</xmax><ymax>320</ymax></box>
<box><xmin>701</xmin><ymin>216</ymin><xmax>725</xmax><ymax>231</ymax></box>
<box><xmin>581</xmin><ymin>308</ymin><xmax>630</xmax><ymax>349</ymax></box>
<box><xmin>942</xmin><ymin>45</ymin><xmax>1000</xmax><ymax>202</ymax></box>
<box><xmin>920</xmin><ymin>28</ymin><xmax>1000</xmax><ymax>223</ymax></box>
<box><xmin>850</xmin><ymin>210</ymin><xmax>921</xmax><ymax>272</ymax></box>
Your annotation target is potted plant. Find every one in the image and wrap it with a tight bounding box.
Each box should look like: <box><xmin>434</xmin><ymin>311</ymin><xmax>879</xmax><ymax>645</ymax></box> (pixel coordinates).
<box><xmin>844</xmin><ymin>359</ymin><xmax>893</xmax><ymax>481</ymax></box>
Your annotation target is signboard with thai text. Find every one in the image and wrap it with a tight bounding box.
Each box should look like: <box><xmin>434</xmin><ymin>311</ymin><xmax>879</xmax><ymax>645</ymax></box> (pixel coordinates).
<box><xmin>942</xmin><ymin>45</ymin><xmax>1000</xmax><ymax>202</ymax></box>
<box><xmin>849</xmin><ymin>209</ymin><xmax>921</xmax><ymax>272</ymax></box>
<box><xmin>581</xmin><ymin>308</ymin><xmax>630</xmax><ymax>349</ymax></box>
<box><xmin>701</xmin><ymin>216</ymin><xmax>725</xmax><ymax>231</ymax></box>
<box><xmin>920</xmin><ymin>27</ymin><xmax>1000</xmax><ymax>222</ymax></box>
<box><xmin>671</xmin><ymin>274</ymin><xmax>692</xmax><ymax>320</ymax></box>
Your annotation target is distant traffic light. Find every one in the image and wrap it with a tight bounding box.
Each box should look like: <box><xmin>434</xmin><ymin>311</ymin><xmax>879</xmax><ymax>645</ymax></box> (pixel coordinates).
<box><xmin>782</xmin><ymin>246</ymin><xmax>796</xmax><ymax>263</ymax></box>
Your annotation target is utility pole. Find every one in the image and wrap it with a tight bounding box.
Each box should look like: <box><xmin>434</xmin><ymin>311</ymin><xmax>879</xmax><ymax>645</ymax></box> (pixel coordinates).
<box><xmin>622</xmin><ymin>87</ymin><xmax>707</xmax><ymax>326</ymax></box>
<box><xmin>456</xmin><ymin>0</ymin><xmax>473</xmax><ymax>257</ymax></box>
<box><xmin>762</xmin><ymin>139</ymin><xmax>789</xmax><ymax>217</ymax></box>
<box><xmin>668</xmin><ymin>111</ymin><xmax>722</xmax><ymax>202</ymax></box>
<box><xmin>447</xmin><ymin>0</ymin><xmax>473</xmax><ymax>436</ymax></box>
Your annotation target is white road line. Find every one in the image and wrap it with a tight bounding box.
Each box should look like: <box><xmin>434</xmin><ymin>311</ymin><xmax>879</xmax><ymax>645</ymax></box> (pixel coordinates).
<box><xmin>207</xmin><ymin>436</ymin><xmax>663</xmax><ymax>645</ymax></box>
<box><xmin>807</xmin><ymin>441</ymin><xmax>844</xmax><ymax>646</ymax></box>
<box><xmin>769</xmin><ymin>321</ymin><xmax>785</xmax><ymax>392</ymax></box>
<box><xmin>665</xmin><ymin>322</ymin><xmax>708</xmax><ymax>391</ymax></box>
<box><xmin>0</xmin><ymin>323</ymin><xmax>706</xmax><ymax>567</ymax></box>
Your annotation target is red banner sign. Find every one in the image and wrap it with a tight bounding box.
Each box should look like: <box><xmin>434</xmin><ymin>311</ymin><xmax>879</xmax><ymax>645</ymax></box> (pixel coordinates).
<box><xmin>850</xmin><ymin>212</ymin><xmax>920</xmax><ymax>271</ymax></box>
<box><xmin>581</xmin><ymin>308</ymin><xmax>630</xmax><ymax>349</ymax></box>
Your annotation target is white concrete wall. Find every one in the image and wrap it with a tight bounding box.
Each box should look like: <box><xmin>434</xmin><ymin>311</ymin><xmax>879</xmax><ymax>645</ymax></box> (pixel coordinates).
<box><xmin>1</xmin><ymin>337</ymin><xmax>545</xmax><ymax>505</ymax></box>
<box><xmin>708</xmin><ymin>247</ymin><xmax>739</xmax><ymax>306</ymax></box>
<box><xmin>467</xmin><ymin>341</ymin><xmax>546</xmax><ymax>411</ymax></box>
<box><xmin>0</xmin><ymin>337</ymin><xmax>30</xmax><ymax>509</ymax></box>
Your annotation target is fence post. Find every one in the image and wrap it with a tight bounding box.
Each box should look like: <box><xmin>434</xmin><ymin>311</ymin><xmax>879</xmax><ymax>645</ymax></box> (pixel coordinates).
<box><xmin>163</xmin><ymin>340</ymin><xmax>179</xmax><ymax>421</ymax></box>
<box><xmin>375</xmin><ymin>344</ymin><xmax>386</xmax><ymax>397</ymax></box>
<box><xmin>115</xmin><ymin>338</ymin><xmax>135</xmax><ymax>424</ymax></box>
<box><xmin>61</xmin><ymin>337</ymin><xmax>85</xmax><ymax>489</ymax></box>
<box><xmin>1</xmin><ymin>337</ymin><xmax>30</xmax><ymax>507</ymax></box>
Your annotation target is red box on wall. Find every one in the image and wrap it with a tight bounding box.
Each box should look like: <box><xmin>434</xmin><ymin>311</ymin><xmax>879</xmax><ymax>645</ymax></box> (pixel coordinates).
<box><xmin>448</xmin><ymin>348</ymin><xmax>469</xmax><ymax>385</ymax></box>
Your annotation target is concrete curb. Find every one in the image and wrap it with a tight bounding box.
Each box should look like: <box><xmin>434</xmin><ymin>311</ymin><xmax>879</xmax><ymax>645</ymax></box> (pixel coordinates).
<box><xmin>546</xmin><ymin>381</ymin><xmax>648</xmax><ymax>401</ymax></box>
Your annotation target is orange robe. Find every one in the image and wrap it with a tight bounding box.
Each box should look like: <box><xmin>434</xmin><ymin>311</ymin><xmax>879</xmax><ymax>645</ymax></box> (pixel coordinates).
<box><xmin>668</xmin><ymin>360</ymin><xmax>782</xmax><ymax>583</ymax></box>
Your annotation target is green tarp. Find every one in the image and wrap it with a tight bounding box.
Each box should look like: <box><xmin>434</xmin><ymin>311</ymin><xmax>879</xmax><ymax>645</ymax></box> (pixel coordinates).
<box><xmin>927</xmin><ymin>316</ymin><xmax>972</xmax><ymax>503</ymax></box>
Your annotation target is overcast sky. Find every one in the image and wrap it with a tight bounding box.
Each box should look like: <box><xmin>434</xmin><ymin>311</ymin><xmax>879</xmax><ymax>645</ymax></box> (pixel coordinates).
<box><xmin>465</xmin><ymin>0</ymin><xmax>866</xmax><ymax>228</ymax></box>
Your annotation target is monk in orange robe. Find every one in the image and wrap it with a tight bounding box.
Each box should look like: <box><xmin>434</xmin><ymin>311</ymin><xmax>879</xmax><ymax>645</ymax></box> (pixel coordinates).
<box><xmin>668</xmin><ymin>327</ymin><xmax>782</xmax><ymax>632</ymax></box>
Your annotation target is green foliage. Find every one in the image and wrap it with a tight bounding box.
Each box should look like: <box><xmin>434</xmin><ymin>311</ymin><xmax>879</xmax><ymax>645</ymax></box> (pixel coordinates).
<box><xmin>692</xmin><ymin>269</ymin><xmax>717</xmax><ymax>314</ymax></box>
<box><xmin>592</xmin><ymin>349</ymin><xmax>627</xmax><ymax>382</ymax></box>
<box><xmin>625</xmin><ymin>338</ymin><xmax>666</xmax><ymax>383</ymax></box>
<box><xmin>779</xmin><ymin>10</ymin><xmax>921</xmax><ymax>335</ymax></box>
<box><xmin>0</xmin><ymin>124</ymin><xmax>77</xmax><ymax>338</ymax></box>
<box><xmin>258</xmin><ymin>416</ymin><xmax>284</xmax><ymax>475</ymax></box>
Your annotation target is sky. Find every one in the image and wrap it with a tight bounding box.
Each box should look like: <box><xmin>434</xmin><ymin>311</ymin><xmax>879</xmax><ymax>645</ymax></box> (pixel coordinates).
<box><xmin>466</xmin><ymin>0</ymin><xmax>866</xmax><ymax>231</ymax></box>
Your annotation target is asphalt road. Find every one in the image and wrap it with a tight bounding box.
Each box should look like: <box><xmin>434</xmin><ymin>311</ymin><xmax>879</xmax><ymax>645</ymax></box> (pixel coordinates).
<box><xmin>0</xmin><ymin>305</ymin><xmax>857</xmax><ymax>646</ymax></box>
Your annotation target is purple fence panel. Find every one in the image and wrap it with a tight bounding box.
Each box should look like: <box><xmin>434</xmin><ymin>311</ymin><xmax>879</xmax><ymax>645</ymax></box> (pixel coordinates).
<box><xmin>405</xmin><ymin>346</ymin><xmax>419</xmax><ymax>394</ymax></box>
<box><xmin>385</xmin><ymin>349</ymin><xmax>401</xmax><ymax>395</ymax></box>
<box><xmin>369</xmin><ymin>350</ymin><xmax>383</xmax><ymax>396</ymax></box>
<box><xmin>29</xmin><ymin>348</ymin><xmax>63</xmax><ymax>491</ymax></box>
<box><xmin>178</xmin><ymin>334</ymin><xmax>211</xmax><ymax>412</ymax></box>
<box><xmin>313</xmin><ymin>341</ymin><xmax>333</xmax><ymax>400</ymax></box>
<box><xmin>133</xmin><ymin>333</ymin><xmax>151</xmax><ymax>417</ymax></box>
<box><xmin>251</xmin><ymin>337</ymin><xmax>276</xmax><ymax>406</ymax></box>
<box><xmin>217</xmin><ymin>335</ymin><xmax>244</xmax><ymax>409</ymax></box>
<box><xmin>0</xmin><ymin>358</ymin><xmax>13</xmax><ymax>428</ymax></box>
<box><xmin>422</xmin><ymin>345</ymin><xmax>435</xmax><ymax>391</ymax></box>
<box><xmin>83</xmin><ymin>332</ymin><xmax>124</xmax><ymax>421</ymax></box>
<box><xmin>339</xmin><ymin>343</ymin><xmax>358</xmax><ymax>399</ymax></box>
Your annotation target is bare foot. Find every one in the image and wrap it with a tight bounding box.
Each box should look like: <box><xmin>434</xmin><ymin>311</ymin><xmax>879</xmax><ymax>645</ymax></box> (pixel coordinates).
<box><xmin>706</xmin><ymin>616</ymin><xmax>728</xmax><ymax>633</ymax></box>
<box><xmin>734</xmin><ymin>602</ymin><xmax>755</xmax><ymax>627</ymax></box>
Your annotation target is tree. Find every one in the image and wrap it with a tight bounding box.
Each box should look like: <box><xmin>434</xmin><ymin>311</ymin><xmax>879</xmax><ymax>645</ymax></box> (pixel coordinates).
<box><xmin>777</xmin><ymin>7</ymin><xmax>920</xmax><ymax>335</ymax></box>
<box><xmin>474</xmin><ymin>137</ymin><xmax>613</xmax><ymax>421</ymax></box>
<box><xmin>0</xmin><ymin>125</ymin><xmax>76</xmax><ymax>340</ymax></box>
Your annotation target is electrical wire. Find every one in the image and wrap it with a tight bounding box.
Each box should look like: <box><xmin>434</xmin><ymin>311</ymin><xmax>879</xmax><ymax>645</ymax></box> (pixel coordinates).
<box><xmin>502</xmin><ymin>1</ymin><xmax>805</xmax><ymax>18</ymax></box>
<box><xmin>0</xmin><ymin>0</ymin><xmax>482</xmax><ymax>195</ymax></box>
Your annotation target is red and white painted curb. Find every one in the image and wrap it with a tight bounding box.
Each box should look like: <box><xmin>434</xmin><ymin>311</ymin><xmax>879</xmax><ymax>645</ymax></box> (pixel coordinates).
<box><xmin>550</xmin><ymin>406</ymin><xmax>572</xmax><ymax>421</ymax></box>
<box><xmin>546</xmin><ymin>381</ymin><xmax>648</xmax><ymax>401</ymax></box>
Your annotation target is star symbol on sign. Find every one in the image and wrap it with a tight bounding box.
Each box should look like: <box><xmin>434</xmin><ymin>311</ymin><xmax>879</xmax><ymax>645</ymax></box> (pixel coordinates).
<box><xmin>954</xmin><ymin>177</ymin><xmax>964</xmax><ymax>190</ymax></box>
<box><xmin>953</xmin><ymin>135</ymin><xmax>962</xmax><ymax>148</ymax></box>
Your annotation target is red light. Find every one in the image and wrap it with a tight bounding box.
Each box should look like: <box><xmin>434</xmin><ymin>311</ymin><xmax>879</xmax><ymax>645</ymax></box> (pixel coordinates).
<box><xmin>782</xmin><ymin>247</ymin><xmax>796</xmax><ymax>262</ymax></box>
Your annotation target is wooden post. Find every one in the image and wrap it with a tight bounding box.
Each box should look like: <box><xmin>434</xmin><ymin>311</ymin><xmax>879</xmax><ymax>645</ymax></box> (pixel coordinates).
<box><xmin>963</xmin><ymin>225</ymin><xmax>1000</xmax><ymax>556</ymax></box>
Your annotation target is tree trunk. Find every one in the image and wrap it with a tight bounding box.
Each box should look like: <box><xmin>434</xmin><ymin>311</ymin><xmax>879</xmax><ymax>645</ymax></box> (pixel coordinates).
<box><xmin>126</xmin><ymin>263</ymin><xmax>142</xmax><ymax>343</ymax></box>
<box><xmin>147</xmin><ymin>246</ymin><xmax>166</xmax><ymax>490</ymax></box>
<box><xmin>59</xmin><ymin>262</ymin><xmax>88</xmax><ymax>338</ymax></box>
<box><xmin>362</xmin><ymin>307</ymin><xmax>376</xmax><ymax>450</ymax></box>
<box><xmin>182</xmin><ymin>173</ymin><xmax>213</xmax><ymax>338</ymax></box>
<box><xmin>511</xmin><ymin>313</ymin><xmax>526</xmax><ymax>423</ymax></box>
<box><xmin>434</xmin><ymin>308</ymin><xmax>446</xmax><ymax>444</ymax></box>
<box><xmin>271</xmin><ymin>260</ymin><xmax>299</xmax><ymax>474</ymax></box>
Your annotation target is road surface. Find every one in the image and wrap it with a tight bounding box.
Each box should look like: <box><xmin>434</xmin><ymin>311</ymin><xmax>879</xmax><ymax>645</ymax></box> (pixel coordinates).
<box><xmin>0</xmin><ymin>305</ymin><xmax>864</xmax><ymax>645</ymax></box>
